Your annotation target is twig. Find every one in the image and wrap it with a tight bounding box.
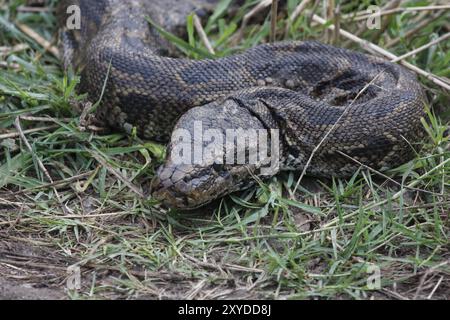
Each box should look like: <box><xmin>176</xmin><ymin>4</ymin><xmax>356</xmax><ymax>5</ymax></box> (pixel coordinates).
<box><xmin>0</xmin><ymin>258</ymin><xmax>67</xmax><ymax>271</ymax></box>
<box><xmin>91</xmin><ymin>152</ymin><xmax>145</xmax><ymax>199</ymax></box>
<box><xmin>183</xmin><ymin>254</ymin><xmax>264</xmax><ymax>274</ymax></box>
<box><xmin>185</xmin><ymin>279</ymin><xmax>207</xmax><ymax>300</ymax></box>
<box><xmin>325</xmin><ymin>0</ymin><xmax>335</xmax><ymax>44</ymax></box>
<box><xmin>382</xmin><ymin>288</ymin><xmax>409</xmax><ymax>300</ymax></box>
<box><xmin>12</xmin><ymin>170</ymin><xmax>97</xmax><ymax>195</ymax></box>
<box><xmin>333</xmin><ymin>4</ymin><xmax>340</xmax><ymax>45</ymax></box>
<box><xmin>312</xmin><ymin>14</ymin><xmax>450</xmax><ymax>91</ymax></box>
<box><xmin>414</xmin><ymin>259</ymin><xmax>449</xmax><ymax>300</ymax></box>
<box><xmin>391</xmin><ymin>32</ymin><xmax>450</xmax><ymax>63</ymax></box>
<box><xmin>320</xmin><ymin>201</ymin><xmax>450</xmax><ymax>211</ymax></box>
<box><xmin>427</xmin><ymin>276</ymin><xmax>444</xmax><ymax>299</ymax></box>
<box><xmin>0</xmin><ymin>43</ymin><xmax>29</xmax><ymax>56</ymax></box>
<box><xmin>16</xmin><ymin>6</ymin><xmax>52</xmax><ymax>13</ymax></box>
<box><xmin>270</xmin><ymin>0</ymin><xmax>279</xmax><ymax>43</ymax></box>
<box><xmin>16</xmin><ymin>23</ymin><xmax>59</xmax><ymax>58</ymax></box>
<box><xmin>15</xmin><ymin>116</ymin><xmax>73</xmax><ymax>123</ymax></box>
<box><xmin>342</xmin><ymin>5</ymin><xmax>450</xmax><ymax>22</ymax></box>
<box><xmin>193</xmin><ymin>14</ymin><xmax>215</xmax><ymax>55</ymax></box>
<box><xmin>0</xmin><ymin>125</ymin><xmax>57</xmax><ymax>140</ymax></box>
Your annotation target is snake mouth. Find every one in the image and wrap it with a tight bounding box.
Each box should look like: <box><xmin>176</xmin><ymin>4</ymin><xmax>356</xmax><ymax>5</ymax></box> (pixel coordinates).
<box><xmin>151</xmin><ymin>182</ymin><xmax>196</xmax><ymax>210</ymax></box>
<box><xmin>151</xmin><ymin>174</ymin><xmax>194</xmax><ymax>210</ymax></box>
<box><xmin>151</xmin><ymin>160</ymin><xmax>258</xmax><ymax>210</ymax></box>
<box><xmin>151</xmin><ymin>163</ymin><xmax>226</xmax><ymax>210</ymax></box>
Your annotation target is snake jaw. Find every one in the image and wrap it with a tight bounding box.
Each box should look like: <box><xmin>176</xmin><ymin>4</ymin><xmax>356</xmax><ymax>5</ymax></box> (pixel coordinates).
<box><xmin>151</xmin><ymin>158</ymin><xmax>258</xmax><ymax>210</ymax></box>
<box><xmin>151</xmin><ymin>161</ymin><xmax>221</xmax><ymax>210</ymax></box>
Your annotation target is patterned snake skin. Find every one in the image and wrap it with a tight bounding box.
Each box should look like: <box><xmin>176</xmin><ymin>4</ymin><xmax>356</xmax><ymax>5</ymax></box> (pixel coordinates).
<box><xmin>59</xmin><ymin>0</ymin><xmax>425</xmax><ymax>209</ymax></box>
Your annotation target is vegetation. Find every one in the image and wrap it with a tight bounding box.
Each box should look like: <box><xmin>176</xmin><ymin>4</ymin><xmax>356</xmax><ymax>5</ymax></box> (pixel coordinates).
<box><xmin>0</xmin><ymin>0</ymin><xmax>448</xmax><ymax>299</ymax></box>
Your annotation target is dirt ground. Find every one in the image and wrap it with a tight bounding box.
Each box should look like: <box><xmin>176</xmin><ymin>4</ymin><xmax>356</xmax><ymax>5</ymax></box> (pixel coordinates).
<box><xmin>0</xmin><ymin>278</ymin><xmax>64</xmax><ymax>300</ymax></box>
<box><xmin>1</xmin><ymin>230</ymin><xmax>449</xmax><ymax>300</ymax></box>
<box><xmin>0</xmin><ymin>238</ymin><xmax>70</xmax><ymax>300</ymax></box>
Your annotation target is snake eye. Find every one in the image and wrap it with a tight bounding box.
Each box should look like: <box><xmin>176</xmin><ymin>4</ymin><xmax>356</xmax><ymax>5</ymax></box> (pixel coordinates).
<box><xmin>212</xmin><ymin>163</ymin><xmax>224</xmax><ymax>172</ymax></box>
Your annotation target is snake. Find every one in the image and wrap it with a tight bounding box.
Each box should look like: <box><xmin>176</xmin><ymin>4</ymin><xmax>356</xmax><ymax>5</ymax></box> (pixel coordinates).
<box><xmin>58</xmin><ymin>0</ymin><xmax>425</xmax><ymax>209</ymax></box>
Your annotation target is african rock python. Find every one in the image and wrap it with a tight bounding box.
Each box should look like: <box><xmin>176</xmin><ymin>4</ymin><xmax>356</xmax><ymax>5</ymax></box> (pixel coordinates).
<box><xmin>59</xmin><ymin>0</ymin><xmax>425</xmax><ymax>209</ymax></box>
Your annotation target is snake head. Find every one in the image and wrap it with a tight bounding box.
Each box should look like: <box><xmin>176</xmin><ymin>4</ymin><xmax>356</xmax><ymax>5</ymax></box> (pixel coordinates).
<box><xmin>151</xmin><ymin>100</ymin><xmax>281</xmax><ymax>210</ymax></box>
<box><xmin>151</xmin><ymin>157</ymin><xmax>257</xmax><ymax>210</ymax></box>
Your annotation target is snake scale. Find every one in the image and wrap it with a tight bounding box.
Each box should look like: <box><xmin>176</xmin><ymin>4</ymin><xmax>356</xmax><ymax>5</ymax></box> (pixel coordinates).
<box><xmin>58</xmin><ymin>0</ymin><xmax>425</xmax><ymax>209</ymax></box>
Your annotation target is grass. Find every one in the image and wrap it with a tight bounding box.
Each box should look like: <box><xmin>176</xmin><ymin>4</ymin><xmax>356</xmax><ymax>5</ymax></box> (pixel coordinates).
<box><xmin>0</xmin><ymin>0</ymin><xmax>449</xmax><ymax>299</ymax></box>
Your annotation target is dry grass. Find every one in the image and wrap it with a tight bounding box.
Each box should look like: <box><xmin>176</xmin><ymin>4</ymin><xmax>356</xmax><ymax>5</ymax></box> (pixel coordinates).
<box><xmin>0</xmin><ymin>0</ymin><xmax>449</xmax><ymax>299</ymax></box>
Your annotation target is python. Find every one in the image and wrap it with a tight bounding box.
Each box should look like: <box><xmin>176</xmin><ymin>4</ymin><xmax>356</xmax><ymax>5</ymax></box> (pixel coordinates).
<box><xmin>58</xmin><ymin>0</ymin><xmax>425</xmax><ymax>209</ymax></box>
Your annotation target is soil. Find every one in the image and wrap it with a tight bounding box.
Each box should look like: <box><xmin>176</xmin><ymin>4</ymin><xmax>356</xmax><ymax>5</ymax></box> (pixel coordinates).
<box><xmin>0</xmin><ymin>240</ymin><xmax>67</xmax><ymax>300</ymax></box>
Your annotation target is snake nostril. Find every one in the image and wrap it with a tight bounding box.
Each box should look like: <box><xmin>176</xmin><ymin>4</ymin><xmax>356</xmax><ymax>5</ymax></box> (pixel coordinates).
<box><xmin>195</xmin><ymin>8</ymin><xmax>208</xmax><ymax>19</ymax></box>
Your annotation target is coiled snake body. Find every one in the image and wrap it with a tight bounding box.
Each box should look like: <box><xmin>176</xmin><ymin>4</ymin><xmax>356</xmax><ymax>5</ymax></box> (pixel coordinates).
<box><xmin>59</xmin><ymin>0</ymin><xmax>425</xmax><ymax>209</ymax></box>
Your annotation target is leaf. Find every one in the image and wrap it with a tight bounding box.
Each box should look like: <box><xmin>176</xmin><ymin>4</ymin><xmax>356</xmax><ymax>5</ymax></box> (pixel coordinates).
<box><xmin>145</xmin><ymin>17</ymin><xmax>215</xmax><ymax>59</ymax></box>
<box><xmin>206</xmin><ymin>0</ymin><xmax>233</xmax><ymax>31</ymax></box>
<box><xmin>280</xmin><ymin>198</ymin><xmax>322</xmax><ymax>215</ymax></box>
